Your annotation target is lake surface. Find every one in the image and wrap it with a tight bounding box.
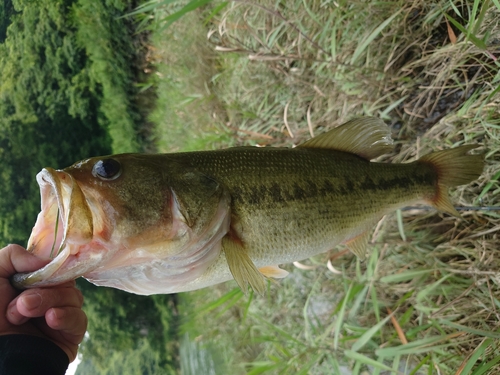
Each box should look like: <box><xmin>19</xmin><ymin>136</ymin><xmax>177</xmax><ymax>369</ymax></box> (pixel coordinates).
<box><xmin>180</xmin><ymin>332</ymin><xmax>227</xmax><ymax>375</ymax></box>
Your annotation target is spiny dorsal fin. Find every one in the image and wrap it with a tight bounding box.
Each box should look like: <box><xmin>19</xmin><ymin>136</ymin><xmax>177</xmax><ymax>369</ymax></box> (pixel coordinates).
<box><xmin>223</xmin><ymin>235</ymin><xmax>266</xmax><ymax>295</ymax></box>
<box><xmin>345</xmin><ymin>230</ymin><xmax>372</xmax><ymax>260</ymax></box>
<box><xmin>298</xmin><ymin>117</ymin><xmax>394</xmax><ymax>160</ymax></box>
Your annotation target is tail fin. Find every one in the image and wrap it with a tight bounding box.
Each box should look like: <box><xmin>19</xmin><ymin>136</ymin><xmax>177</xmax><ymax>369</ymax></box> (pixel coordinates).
<box><xmin>419</xmin><ymin>145</ymin><xmax>484</xmax><ymax>217</ymax></box>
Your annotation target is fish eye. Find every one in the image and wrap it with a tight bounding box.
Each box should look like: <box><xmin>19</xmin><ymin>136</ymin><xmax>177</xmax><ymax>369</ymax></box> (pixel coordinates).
<box><xmin>92</xmin><ymin>159</ymin><xmax>121</xmax><ymax>180</ymax></box>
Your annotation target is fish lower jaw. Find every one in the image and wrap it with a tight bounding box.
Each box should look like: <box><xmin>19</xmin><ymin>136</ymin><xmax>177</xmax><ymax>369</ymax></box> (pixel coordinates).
<box><xmin>11</xmin><ymin>245</ymin><xmax>73</xmax><ymax>288</ymax></box>
<box><xmin>12</xmin><ymin>240</ymin><xmax>113</xmax><ymax>289</ymax></box>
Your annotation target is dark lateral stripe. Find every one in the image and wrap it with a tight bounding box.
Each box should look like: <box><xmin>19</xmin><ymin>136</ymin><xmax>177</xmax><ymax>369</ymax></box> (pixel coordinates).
<box><xmin>229</xmin><ymin>170</ymin><xmax>435</xmax><ymax>207</ymax></box>
<box><xmin>358</xmin><ymin>171</ymin><xmax>435</xmax><ymax>191</ymax></box>
<box><xmin>230</xmin><ymin>179</ymin><xmax>353</xmax><ymax>206</ymax></box>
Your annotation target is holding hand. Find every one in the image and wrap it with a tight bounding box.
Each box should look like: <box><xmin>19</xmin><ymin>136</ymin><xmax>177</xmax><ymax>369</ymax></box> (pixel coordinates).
<box><xmin>0</xmin><ymin>244</ymin><xmax>87</xmax><ymax>362</ymax></box>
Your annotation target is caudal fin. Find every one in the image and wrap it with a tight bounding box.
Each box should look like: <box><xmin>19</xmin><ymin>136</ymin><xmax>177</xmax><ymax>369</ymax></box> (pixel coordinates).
<box><xmin>419</xmin><ymin>145</ymin><xmax>484</xmax><ymax>217</ymax></box>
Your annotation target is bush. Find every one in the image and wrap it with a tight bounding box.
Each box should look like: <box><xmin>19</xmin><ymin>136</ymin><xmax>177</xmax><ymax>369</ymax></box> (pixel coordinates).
<box><xmin>0</xmin><ymin>0</ymin><xmax>145</xmax><ymax>244</ymax></box>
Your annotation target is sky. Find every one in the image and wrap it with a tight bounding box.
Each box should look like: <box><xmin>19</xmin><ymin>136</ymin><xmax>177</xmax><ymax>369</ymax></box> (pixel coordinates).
<box><xmin>66</xmin><ymin>354</ymin><xmax>81</xmax><ymax>375</ymax></box>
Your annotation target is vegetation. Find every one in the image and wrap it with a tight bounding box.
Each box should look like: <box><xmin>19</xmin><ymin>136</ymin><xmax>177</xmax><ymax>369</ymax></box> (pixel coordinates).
<box><xmin>1</xmin><ymin>0</ymin><xmax>499</xmax><ymax>374</ymax></box>
<box><xmin>0</xmin><ymin>1</ymin><xmax>177</xmax><ymax>374</ymax></box>
<box><xmin>0</xmin><ymin>0</ymin><xmax>146</xmax><ymax>245</ymax></box>
<box><xmin>76</xmin><ymin>280</ymin><xmax>179</xmax><ymax>374</ymax></box>
<box><xmin>142</xmin><ymin>0</ymin><xmax>499</xmax><ymax>374</ymax></box>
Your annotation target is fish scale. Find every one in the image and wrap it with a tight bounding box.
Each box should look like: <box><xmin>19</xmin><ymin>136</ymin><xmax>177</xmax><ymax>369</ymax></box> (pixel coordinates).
<box><xmin>167</xmin><ymin>147</ymin><xmax>437</xmax><ymax>266</ymax></box>
<box><xmin>11</xmin><ymin>117</ymin><xmax>484</xmax><ymax>295</ymax></box>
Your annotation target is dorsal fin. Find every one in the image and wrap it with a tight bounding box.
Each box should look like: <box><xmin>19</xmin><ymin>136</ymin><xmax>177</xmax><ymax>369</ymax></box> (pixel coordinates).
<box><xmin>298</xmin><ymin>117</ymin><xmax>394</xmax><ymax>160</ymax></box>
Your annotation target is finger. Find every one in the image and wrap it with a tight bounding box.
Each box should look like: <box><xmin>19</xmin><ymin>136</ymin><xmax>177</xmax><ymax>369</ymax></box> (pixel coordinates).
<box><xmin>5</xmin><ymin>304</ymin><xmax>29</xmax><ymax>325</ymax></box>
<box><xmin>7</xmin><ymin>286</ymin><xmax>83</xmax><ymax>324</ymax></box>
<box><xmin>37</xmin><ymin>307</ymin><xmax>88</xmax><ymax>362</ymax></box>
<box><xmin>46</xmin><ymin>307</ymin><xmax>88</xmax><ymax>340</ymax></box>
<box><xmin>0</xmin><ymin>244</ymin><xmax>49</xmax><ymax>278</ymax></box>
<box><xmin>18</xmin><ymin>287</ymin><xmax>83</xmax><ymax>314</ymax></box>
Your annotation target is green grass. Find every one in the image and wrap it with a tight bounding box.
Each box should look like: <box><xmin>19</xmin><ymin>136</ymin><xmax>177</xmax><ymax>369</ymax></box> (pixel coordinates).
<box><xmin>145</xmin><ymin>6</ymin><xmax>234</xmax><ymax>152</ymax></box>
<box><xmin>142</xmin><ymin>0</ymin><xmax>500</xmax><ymax>373</ymax></box>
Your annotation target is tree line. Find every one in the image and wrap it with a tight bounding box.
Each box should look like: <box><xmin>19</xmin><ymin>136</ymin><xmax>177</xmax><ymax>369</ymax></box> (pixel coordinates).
<box><xmin>0</xmin><ymin>1</ymin><xmax>178</xmax><ymax>373</ymax></box>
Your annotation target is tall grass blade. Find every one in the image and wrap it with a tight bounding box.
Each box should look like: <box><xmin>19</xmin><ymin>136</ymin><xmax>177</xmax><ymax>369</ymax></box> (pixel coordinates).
<box><xmin>371</xmin><ymin>286</ymin><xmax>381</xmax><ymax>324</ymax></box>
<box><xmin>475</xmin><ymin>170</ymin><xmax>500</xmax><ymax>203</ymax></box>
<box><xmin>297</xmin><ymin>354</ymin><xmax>323</xmax><ymax>375</ymax></box>
<box><xmin>457</xmin><ymin>338</ymin><xmax>492</xmax><ymax>375</ymax></box>
<box><xmin>344</xmin><ymin>350</ymin><xmax>394</xmax><ymax>372</ymax></box>
<box><xmin>348</xmin><ymin>285</ymin><xmax>369</xmax><ymax>321</ymax></box>
<box><xmin>333</xmin><ymin>283</ymin><xmax>353</xmax><ymax>350</ymax></box>
<box><xmin>250</xmin><ymin>314</ymin><xmax>307</xmax><ymax>347</ymax></box>
<box><xmin>409</xmin><ymin>355</ymin><xmax>430</xmax><ymax>375</ymax></box>
<box><xmin>438</xmin><ymin>320</ymin><xmax>500</xmax><ymax>339</ymax></box>
<box><xmin>161</xmin><ymin>0</ymin><xmax>214</xmax><ymax>29</ymax></box>
<box><xmin>203</xmin><ymin>2</ymin><xmax>228</xmax><ymax>24</ymax></box>
<box><xmin>471</xmin><ymin>355</ymin><xmax>500</xmax><ymax>375</ymax></box>
<box><xmin>351</xmin><ymin>313</ymin><xmax>392</xmax><ymax>352</ymax></box>
<box><xmin>380</xmin><ymin>269</ymin><xmax>433</xmax><ymax>284</ymax></box>
<box><xmin>473</xmin><ymin>0</ymin><xmax>491</xmax><ymax>34</ymax></box>
<box><xmin>376</xmin><ymin>334</ymin><xmax>462</xmax><ymax>357</ymax></box>
<box><xmin>416</xmin><ymin>274</ymin><xmax>452</xmax><ymax>303</ymax></box>
<box><xmin>191</xmin><ymin>287</ymin><xmax>242</xmax><ymax>316</ymax></box>
<box><xmin>444</xmin><ymin>13</ymin><xmax>487</xmax><ymax>49</ymax></box>
<box><xmin>124</xmin><ymin>0</ymin><xmax>178</xmax><ymax>18</ymax></box>
<box><xmin>246</xmin><ymin>362</ymin><xmax>282</xmax><ymax>375</ymax></box>
<box><xmin>396</xmin><ymin>209</ymin><xmax>406</xmax><ymax>241</ymax></box>
<box><xmin>350</xmin><ymin>10</ymin><xmax>401</xmax><ymax>65</ymax></box>
<box><xmin>242</xmin><ymin>288</ymin><xmax>254</xmax><ymax>322</ymax></box>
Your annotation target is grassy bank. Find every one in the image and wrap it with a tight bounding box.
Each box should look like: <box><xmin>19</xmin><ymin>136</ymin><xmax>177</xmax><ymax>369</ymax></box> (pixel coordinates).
<box><xmin>146</xmin><ymin>6</ymin><xmax>234</xmax><ymax>152</ymax></box>
<box><xmin>145</xmin><ymin>0</ymin><xmax>500</xmax><ymax>374</ymax></box>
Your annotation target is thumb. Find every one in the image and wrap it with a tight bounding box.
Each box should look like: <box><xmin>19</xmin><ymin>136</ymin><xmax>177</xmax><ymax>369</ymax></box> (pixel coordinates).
<box><xmin>0</xmin><ymin>244</ymin><xmax>50</xmax><ymax>279</ymax></box>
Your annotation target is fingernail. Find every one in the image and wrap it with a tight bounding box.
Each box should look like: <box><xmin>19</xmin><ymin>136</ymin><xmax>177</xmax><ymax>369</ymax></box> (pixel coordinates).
<box><xmin>7</xmin><ymin>305</ymin><xmax>29</xmax><ymax>325</ymax></box>
<box><xmin>51</xmin><ymin>308</ymin><xmax>65</xmax><ymax>320</ymax></box>
<box><xmin>21</xmin><ymin>293</ymin><xmax>42</xmax><ymax>310</ymax></box>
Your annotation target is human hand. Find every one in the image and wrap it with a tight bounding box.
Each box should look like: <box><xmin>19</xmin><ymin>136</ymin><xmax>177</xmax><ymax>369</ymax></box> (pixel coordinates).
<box><xmin>0</xmin><ymin>244</ymin><xmax>87</xmax><ymax>362</ymax></box>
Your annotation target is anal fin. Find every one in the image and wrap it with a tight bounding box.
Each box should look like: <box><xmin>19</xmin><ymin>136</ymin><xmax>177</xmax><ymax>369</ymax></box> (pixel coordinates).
<box><xmin>223</xmin><ymin>233</ymin><xmax>266</xmax><ymax>295</ymax></box>
<box><xmin>345</xmin><ymin>230</ymin><xmax>371</xmax><ymax>260</ymax></box>
<box><xmin>259</xmin><ymin>265</ymin><xmax>289</xmax><ymax>279</ymax></box>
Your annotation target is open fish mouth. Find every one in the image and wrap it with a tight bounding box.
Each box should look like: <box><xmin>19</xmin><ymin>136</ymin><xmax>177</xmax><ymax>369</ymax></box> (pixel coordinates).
<box><xmin>11</xmin><ymin>168</ymin><xmax>94</xmax><ymax>289</ymax></box>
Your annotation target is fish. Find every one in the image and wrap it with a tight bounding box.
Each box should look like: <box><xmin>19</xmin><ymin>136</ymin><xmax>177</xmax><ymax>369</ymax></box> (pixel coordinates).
<box><xmin>11</xmin><ymin>117</ymin><xmax>484</xmax><ymax>295</ymax></box>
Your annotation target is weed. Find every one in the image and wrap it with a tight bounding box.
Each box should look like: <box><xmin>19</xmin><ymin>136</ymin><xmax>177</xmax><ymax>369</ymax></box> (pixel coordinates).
<box><xmin>143</xmin><ymin>1</ymin><xmax>500</xmax><ymax>373</ymax></box>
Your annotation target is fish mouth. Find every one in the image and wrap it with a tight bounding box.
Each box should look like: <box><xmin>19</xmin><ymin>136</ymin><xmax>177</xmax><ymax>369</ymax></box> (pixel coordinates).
<box><xmin>11</xmin><ymin>168</ymin><xmax>94</xmax><ymax>289</ymax></box>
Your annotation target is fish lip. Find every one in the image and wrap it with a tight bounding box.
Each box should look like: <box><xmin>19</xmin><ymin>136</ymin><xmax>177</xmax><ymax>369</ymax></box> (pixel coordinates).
<box><xmin>18</xmin><ymin>168</ymin><xmax>94</xmax><ymax>287</ymax></box>
<box><xmin>27</xmin><ymin>168</ymin><xmax>69</xmax><ymax>257</ymax></box>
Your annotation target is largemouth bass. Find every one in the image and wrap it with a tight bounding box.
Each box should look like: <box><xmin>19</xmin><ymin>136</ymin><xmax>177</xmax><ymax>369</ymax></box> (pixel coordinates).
<box><xmin>12</xmin><ymin>117</ymin><xmax>484</xmax><ymax>295</ymax></box>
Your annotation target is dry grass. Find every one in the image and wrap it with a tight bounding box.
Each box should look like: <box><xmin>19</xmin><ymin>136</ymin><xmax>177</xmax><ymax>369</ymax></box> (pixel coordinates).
<box><xmin>145</xmin><ymin>0</ymin><xmax>500</xmax><ymax>373</ymax></box>
<box><xmin>209</xmin><ymin>0</ymin><xmax>499</xmax><ymax>144</ymax></box>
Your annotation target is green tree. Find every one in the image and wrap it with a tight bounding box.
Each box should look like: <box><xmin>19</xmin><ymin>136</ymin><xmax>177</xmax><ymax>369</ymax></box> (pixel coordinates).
<box><xmin>0</xmin><ymin>2</ymin><xmax>180</xmax><ymax>373</ymax></box>
<box><xmin>0</xmin><ymin>0</ymin><xmax>18</xmax><ymax>42</ymax></box>
<box><xmin>0</xmin><ymin>0</ymin><xmax>144</xmax><ymax>244</ymax></box>
<box><xmin>77</xmin><ymin>280</ymin><xmax>179</xmax><ymax>374</ymax></box>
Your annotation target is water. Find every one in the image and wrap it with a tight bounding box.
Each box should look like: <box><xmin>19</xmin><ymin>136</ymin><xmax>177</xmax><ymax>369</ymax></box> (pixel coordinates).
<box><xmin>180</xmin><ymin>333</ymin><xmax>226</xmax><ymax>375</ymax></box>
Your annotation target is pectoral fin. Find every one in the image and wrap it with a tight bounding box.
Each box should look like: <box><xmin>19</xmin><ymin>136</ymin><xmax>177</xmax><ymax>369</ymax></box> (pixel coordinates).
<box><xmin>345</xmin><ymin>230</ymin><xmax>371</xmax><ymax>260</ymax></box>
<box><xmin>222</xmin><ymin>234</ymin><xmax>266</xmax><ymax>295</ymax></box>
